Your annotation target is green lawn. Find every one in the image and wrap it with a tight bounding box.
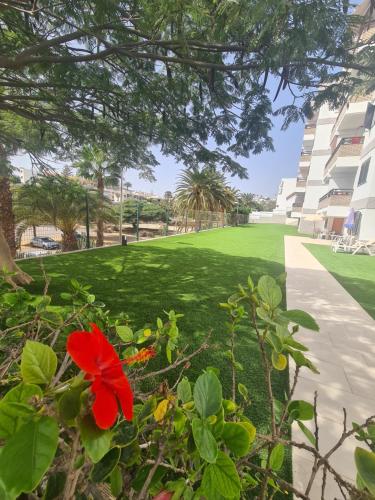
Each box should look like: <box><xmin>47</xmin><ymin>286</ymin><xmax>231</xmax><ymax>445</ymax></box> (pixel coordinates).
<box><xmin>306</xmin><ymin>243</ymin><xmax>375</xmax><ymax>319</ymax></box>
<box><xmin>21</xmin><ymin>224</ymin><xmax>297</xmax><ymax>432</ymax></box>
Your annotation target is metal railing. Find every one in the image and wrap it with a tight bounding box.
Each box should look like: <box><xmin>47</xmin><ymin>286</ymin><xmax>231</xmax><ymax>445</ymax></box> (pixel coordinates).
<box><xmin>318</xmin><ymin>189</ymin><xmax>353</xmax><ymax>209</ymax></box>
<box><xmin>324</xmin><ymin>137</ymin><xmax>364</xmax><ymax>176</ymax></box>
<box><xmin>15</xmin><ymin>209</ymin><xmax>250</xmax><ymax>260</ymax></box>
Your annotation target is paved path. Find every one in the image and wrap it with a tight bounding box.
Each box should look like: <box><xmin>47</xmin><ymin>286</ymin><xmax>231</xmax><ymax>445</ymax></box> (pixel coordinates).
<box><xmin>284</xmin><ymin>236</ymin><xmax>375</xmax><ymax>499</ymax></box>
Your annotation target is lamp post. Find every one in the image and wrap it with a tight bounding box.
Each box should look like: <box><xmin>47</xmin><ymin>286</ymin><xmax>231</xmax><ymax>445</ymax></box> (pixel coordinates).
<box><xmin>236</xmin><ymin>202</ymin><xmax>239</xmax><ymax>226</ymax></box>
<box><xmin>85</xmin><ymin>190</ymin><xmax>90</xmax><ymax>249</ymax></box>
<box><xmin>136</xmin><ymin>200</ymin><xmax>140</xmax><ymax>241</ymax></box>
<box><xmin>119</xmin><ymin>167</ymin><xmax>124</xmax><ymax>244</ymax></box>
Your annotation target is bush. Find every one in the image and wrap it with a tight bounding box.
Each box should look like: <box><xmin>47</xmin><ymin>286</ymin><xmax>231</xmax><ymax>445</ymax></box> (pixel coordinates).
<box><xmin>0</xmin><ymin>269</ymin><xmax>374</xmax><ymax>499</ymax></box>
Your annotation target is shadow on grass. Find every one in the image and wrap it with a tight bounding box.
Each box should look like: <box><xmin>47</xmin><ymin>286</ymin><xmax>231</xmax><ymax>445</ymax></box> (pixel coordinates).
<box><xmin>22</xmin><ymin>242</ymin><xmax>286</xmax><ymax>430</ymax></box>
<box><xmin>21</xmin><ymin>230</ymin><xmax>294</xmax><ymax>497</ymax></box>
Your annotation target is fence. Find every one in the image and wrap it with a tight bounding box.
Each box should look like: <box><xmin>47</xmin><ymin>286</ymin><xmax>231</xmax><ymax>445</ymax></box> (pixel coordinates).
<box><xmin>15</xmin><ymin>210</ymin><xmax>249</xmax><ymax>260</ymax></box>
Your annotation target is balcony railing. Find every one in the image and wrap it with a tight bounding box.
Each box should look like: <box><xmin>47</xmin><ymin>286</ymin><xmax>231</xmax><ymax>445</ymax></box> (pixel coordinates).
<box><xmin>318</xmin><ymin>189</ymin><xmax>353</xmax><ymax>209</ymax></box>
<box><xmin>296</xmin><ymin>178</ymin><xmax>306</xmax><ymax>187</ymax></box>
<box><xmin>304</xmin><ymin>124</ymin><xmax>316</xmax><ymax>134</ymax></box>
<box><xmin>324</xmin><ymin>137</ymin><xmax>364</xmax><ymax>176</ymax></box>
<box><xmin>291</xmin><ymin>203</ymin><xmax>303</xmax><ymax>212</ymax></box>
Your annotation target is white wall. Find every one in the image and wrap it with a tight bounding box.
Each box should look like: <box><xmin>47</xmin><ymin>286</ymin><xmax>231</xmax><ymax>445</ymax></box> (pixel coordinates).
<box><xmin>274</xmin><ymin>178</ymin><xmax>297</xmax><ymax>214</ymax></box>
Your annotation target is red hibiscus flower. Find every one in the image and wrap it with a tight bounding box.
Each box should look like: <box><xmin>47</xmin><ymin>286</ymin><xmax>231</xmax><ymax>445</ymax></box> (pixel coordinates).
<box><xmin>67</xmin><ymin>323</ymin><xmax>154</xmax><ymax>429</ymax></box>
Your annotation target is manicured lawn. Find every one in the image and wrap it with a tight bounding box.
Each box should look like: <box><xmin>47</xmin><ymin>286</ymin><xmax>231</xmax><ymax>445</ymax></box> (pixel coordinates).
<box><xmin>21</xmin><ymin>224</ymin><xmax>297</xmax><ymax>433</ymax></box>
<box><xmin>306</xmin><ymin>243</ymin><xmax>375</xmax><ymax>319</ymax></box>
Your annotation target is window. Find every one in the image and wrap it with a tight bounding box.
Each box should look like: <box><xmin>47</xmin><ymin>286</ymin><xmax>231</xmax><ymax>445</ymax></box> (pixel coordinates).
<box><xmin>358</xmin><ymin>158</ymin><xmax>371</xmax><ymax>186</ymax></box>
<box><xmin>353</xmin><ymin>211</ymin><xmax>362</xmax><ymax>236</ymax></box>
<box><xmin>364</xmin><ymin>103</ymin><xmax>375</xmax><ymax>130</ymax></box>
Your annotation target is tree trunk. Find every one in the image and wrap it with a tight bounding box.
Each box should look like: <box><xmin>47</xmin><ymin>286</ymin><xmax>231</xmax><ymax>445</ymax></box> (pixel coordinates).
<box><xmin>0</xmin><ymin>227</ymin><xmax>32</xmax><ymax>286</ymax></box>
<box><xmin>0</xmin><ymin>176</ymin><xmax>16</xmax><ymax>257</ymax></box>
<box><xmin>96</xmin><ymin>173</ymin><xmax>104</xmax><ymax>247</ymax></box>
<box><xmin>62</xmin><ymin>230</ymin><xmax>78</xmax><ymax>252</ymax></box>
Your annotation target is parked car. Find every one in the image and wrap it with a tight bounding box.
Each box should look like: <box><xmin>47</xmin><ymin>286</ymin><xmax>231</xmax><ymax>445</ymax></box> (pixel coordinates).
<box><xmin>30</xmin><ymin>237</ymin><xmax>60</xmax><ymax>249</ymax></box>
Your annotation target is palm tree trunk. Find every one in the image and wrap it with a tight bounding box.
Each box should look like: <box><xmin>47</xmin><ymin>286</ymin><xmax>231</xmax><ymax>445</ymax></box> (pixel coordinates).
<box><xmin>62</xmin><ymin>230</ymin><xmax>78</xmax><ymax>252</ymax></box>
<box><xmin>96</xmin><ymin>173</ymin><xmax>104</xmax><ymax>247</ymax></box>
<box><xmin>0</xmin><ymin>227</ymin><xmax>32</xmax><ymax>285</ymax></box>
<box><xmin>0</xmin><ymin>176</ymin><xmax>16</xmax><ymax>257</ymax></box>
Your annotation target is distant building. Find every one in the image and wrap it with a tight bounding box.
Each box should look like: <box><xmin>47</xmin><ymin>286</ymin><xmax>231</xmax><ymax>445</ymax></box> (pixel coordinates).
<box><xmin>275</xmin><ymin>0</ymin><xmax>375</xmax><ymax>239</ymax></box>
<box><xmin>19</xmin><ymin>168</ymin><xmax>33</xmax><ymax>184</ymax></box>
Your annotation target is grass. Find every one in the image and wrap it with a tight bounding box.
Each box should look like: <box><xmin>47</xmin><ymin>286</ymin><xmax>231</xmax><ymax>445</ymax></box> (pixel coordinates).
<box><xmin>21</xmin><ymin>224</ymin><xmax>297</xmax><ymax>493</ymax></box>
<box><xmin>306</xmin><ymin>243</ymin><xmax>375</xmax><ymax>319</ymax></box>
<box><xmin>20</xmin><ymin>224</ymin><xmax>298</xmax><ymax>428</ymax></box>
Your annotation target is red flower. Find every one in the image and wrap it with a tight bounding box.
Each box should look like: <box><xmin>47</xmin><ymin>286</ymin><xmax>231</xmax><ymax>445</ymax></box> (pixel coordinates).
<box><xmin>67</xmin><ymin>323</ymin><xmax>134</xmax><ymax>429</ymax></box>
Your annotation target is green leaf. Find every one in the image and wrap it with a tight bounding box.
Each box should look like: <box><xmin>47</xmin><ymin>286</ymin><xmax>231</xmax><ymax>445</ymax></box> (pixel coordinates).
<box><xmin>20</xmin><ymin>340</ymin><xmax>57</xmax><ymax>385</ymax></box>
<box><xmin>355</xmin><ymin>447</ymin><xmax>375</xmax><ymax>495</ymax></box>
<box><xmin>114</xmin><ymin>421</ymin><xmax>138</xmax><ymax>447</ymax></box>
<box><xmin>132</xmin><ymin>465</ymin><xmax>167</xmax><ymax>492</ymax></box>
<box><xmin>110</xmin><ymin>466</ymin><xmax>123</xmax><ymax>497</ymax></box>
<box><xmin>177</xmin><ymin>377</ymin><xmax>192</xmax><ymax>403</ymax></box>
<box><xmin>0</xmin><ymin>382</ymin><xmax>42</xmax><ymax>438</ymax></box>
<box><xmin>271</xmin><ymin>351</ymin><xmax>287</xmax><ymax>371</ymax></box>
<box><xmin>79</xmin><ymin>414</ymin><xmax>112</xmax><ymax>463</ymax></box>
<box><xmin>0</xmin><ymin>416</ymin><xmax>58</xmax><ymax>496</ymax></box>
<box><xmin>297</xmin><ymin>421</ymin><xmax>316</xmax><ymax>446</ymax></box>
<box><xmin>202</xmin><ymin>451</ymin><xmax>241</xmax><ymax>499</ymax></box>
<box><xmin>267</xmin><ymin>331</ymin><xmax>283</xmax><ymax>353</ymax></box>
<box><xmin>194</xmin><ymin>371</ymin><xmax>222</xmax><ymax>419</ymax></box>
<box><xmin>120</xmin><ymin>441</ymin><xmax>140</xmax><ymax>467</ymax></box>
<box><xmin>44</xmin><ymin>471</ymin><xmax>66</xmax><ymax>500</ymax></box>
<box><xmin>288</xmin><ymin>350</ymin><xmax>319</xmax><ymax>374</ymax></box>
<box><xmin>116</xmin><ymin>325</ymin><xmax>133</xmax><ymax>342</ymax></box>
<box><xmin>257</xmin><ymin>276</ymin><xmax>282</xmax><ymax>309</ymax></box>
<box><xmin>58</xmin><ymin>387</ymin><xmax>83</xmax><ymax>422</ymax></box>
<box><xmin>222</xmin><ymin>422</ymin><xmax>251</xmax><ymax>457</ymax></box>
<box><xmin>91</xmin><ymin>447</ymin><xmax>121</xmax><ymax>483</ymax></box>
<box><xmin>238</xmin><ymin>383</ymin><xmax>249</xmax><ymax>400</ymax></box>
<box><xmin>269</xmin><ymin>444</ymin><xmax>285</xmax><ymax>471</ymax></box>
<box><xmin>173</xmin><ymin>407</ymin><xmax>187</xmax><ymax>436</ymax></box>
<box><xmin>288</xmin><ymin>401</ymin><xmax>314</xmax><ymax>421</ymax></box>
<box><xmin>0</xmin><ymin>402</ymin><xmax>35</xmax><ymax>439</ymax></box>
<box><xmin>281</xmin><ymin>310</ymin><xmax>319</xmax><ymax>332</ymax></box>
<box><xmin>239</xmin><ymin>420</ymin><xmax>256</xmax><ymax>445</ymax></box>
<box><xmin>284</xmin><ymin>336</ymin><xmax>308</xmax><ymax>351</ymax></box>
<box><xmin>192</xmin><ymin>418</ymin><xmax>218</xmax><ymax>463</ymax></box>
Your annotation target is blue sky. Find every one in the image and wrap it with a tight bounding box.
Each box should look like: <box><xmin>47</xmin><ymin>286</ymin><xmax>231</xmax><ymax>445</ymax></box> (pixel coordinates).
<box><xmin>15</xmin><ymin>77</ymin><xmax>305</xmax><ymax>198</ymax></box>
<box><xmin>124</xmin><ymin>79</ymin><xmax>305</xmax><ymax>198</ymax></box>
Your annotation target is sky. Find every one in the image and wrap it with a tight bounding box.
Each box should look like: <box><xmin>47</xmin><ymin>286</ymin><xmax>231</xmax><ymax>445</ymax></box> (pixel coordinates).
<box><xmin>14</xmin><ymin>77</ymin><xmax>305</xmax><ymax>198</ymax></box>
<box><xmin>123</xmin><ymin>78</ymin><xmax>305</xmax><ymax>198</ymax></box>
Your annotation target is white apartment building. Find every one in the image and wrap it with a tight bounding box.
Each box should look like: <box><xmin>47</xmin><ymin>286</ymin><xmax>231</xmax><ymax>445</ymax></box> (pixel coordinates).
<box><xmin>289</xmin><ymin>1</ymin><xmax>375</xmax><ymax>239</ymax></box>
<box><xmin>274</xmin><ymin>178</ymin><xmax>299</xmax><ymax>215</ymax></box>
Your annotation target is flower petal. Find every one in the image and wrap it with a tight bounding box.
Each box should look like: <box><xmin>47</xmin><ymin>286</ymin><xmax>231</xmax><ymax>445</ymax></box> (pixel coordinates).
<box><xmin>67</xmin><ymin>331</ymin><xmax>102</xmax><ymax>375</ymax></box>
<box><xmin>91</xmin><ymin>379</ymin><xmax>119</xmax><ymax>429</ymax></box>
<box><xmin>115</xmin><ymin>376</ymin><xmax>134</xmax><ymax>421</ymax></box>
<box><xmin>90</xmin><ymin>323</ymin><xmax>121</xmax><ymax>368</ymax></box>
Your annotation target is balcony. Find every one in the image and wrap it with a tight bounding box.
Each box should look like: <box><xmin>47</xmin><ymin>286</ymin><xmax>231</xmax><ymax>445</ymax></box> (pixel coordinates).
<box><xmin>298</xmin><ymin>165</ymin><xmax>310</xmax><ymax>179</ymax></box>
<box><xmin>331</xmin><ymin>97</ymin><xmax>369</xmax><ymax>137</ymax></box>
<box><xmin>324</xmin><ymin>137</ymin><xmax>364</xmax><ymax>178</ymax></box>
<box><xmin>291</xmin><ymin>203</ymin><xmax>303</xmax><ymax>212</ymax></box>
<box><xmin>318</xmin><ymin>189</ymin><xmax>353</xmax><ymax>213</ymax></box>
<box><xmin>296</xmin><ymin>178</ymin><xmax>306</xmax><ymax>188</ymax></box>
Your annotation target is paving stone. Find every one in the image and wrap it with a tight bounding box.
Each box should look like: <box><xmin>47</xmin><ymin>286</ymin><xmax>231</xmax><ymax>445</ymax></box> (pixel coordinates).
<box><xmin>285</xmin><ymin>236</ymin><xmax>375</xmax><ymax>499</ymax></box>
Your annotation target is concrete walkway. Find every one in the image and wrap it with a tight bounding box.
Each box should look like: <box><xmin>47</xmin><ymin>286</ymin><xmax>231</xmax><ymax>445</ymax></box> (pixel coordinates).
<box><xmin>284</xmin><ymin>236</ymin><xmax>375</xmax><ymax>499</ymax></box>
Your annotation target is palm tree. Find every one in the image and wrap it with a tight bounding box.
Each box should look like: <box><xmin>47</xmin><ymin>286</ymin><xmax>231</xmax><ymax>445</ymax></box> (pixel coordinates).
<box><xmin>74</xmin><ymin>145</ymin><xmax>122</xmax><ymax>247</ymax></box>
<box><xmin>175</xmin><ymin>166</ymin><xmax>231</xmax><ymax>231</ymax></box>
<box><xmin>14</xmin><ymin>176</ymin><xmax>112</xmax><ymax>252</ymax></box>
<box><xmin>0</xmin><ymin>157</ymin><xmax>16</xmax><ymax>257</ymax></box>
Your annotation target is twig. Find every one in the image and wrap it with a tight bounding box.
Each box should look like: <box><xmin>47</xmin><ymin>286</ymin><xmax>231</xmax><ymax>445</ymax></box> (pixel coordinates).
<box><xmin>305</xmin><ymin>391</ymin><xmax>319</xmax><ymax>496</ymax></box>
<box><xmin>248</xmin><ymin>463</ymin><xmax>309</xmax><ymax>500</ymax></box>
<box><xmin>62</xmin><ymin>432</ymin><xmax>81</xmax><ymax>500</ymax></box>
<box><xmin>134</xmin><ymin>336</ymin><xmax>210</xmax><ymax>382</ymax></box>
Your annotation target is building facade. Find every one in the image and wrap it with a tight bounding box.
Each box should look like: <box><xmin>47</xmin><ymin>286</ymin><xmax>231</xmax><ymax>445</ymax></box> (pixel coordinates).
<box><xmin>286</xmin><ymin>1</ymin><xmax>375</xmax><ymax>239</ymax></box>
